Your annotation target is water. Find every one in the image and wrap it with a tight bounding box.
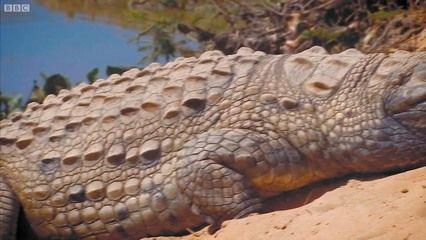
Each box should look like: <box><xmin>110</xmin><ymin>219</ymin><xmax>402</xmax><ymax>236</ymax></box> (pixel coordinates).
<box><xmin>0</xmin><ymin>0</ymin><xmax>144</xmax><ymax>100</ymax></box>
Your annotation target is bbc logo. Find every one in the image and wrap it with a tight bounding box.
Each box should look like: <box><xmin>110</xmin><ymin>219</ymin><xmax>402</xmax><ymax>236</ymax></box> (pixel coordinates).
<box><xmin>3</xmin><ymin>4</ymin><xmax>31</xmax><ymax>13</ymax></box>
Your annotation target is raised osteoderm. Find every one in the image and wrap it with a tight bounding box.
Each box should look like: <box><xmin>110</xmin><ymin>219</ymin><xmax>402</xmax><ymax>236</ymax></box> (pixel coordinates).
<box><xmin>0</xmin><ymin>47</ymin><xmax>425</xmax><ymax>239</ymax></box>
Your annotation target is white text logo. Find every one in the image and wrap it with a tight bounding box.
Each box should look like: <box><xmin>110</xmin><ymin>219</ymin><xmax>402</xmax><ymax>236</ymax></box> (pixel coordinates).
<box><xmin>3</xmin><ymin>4</ymin><xmax>30</xmax><ymax>13</ymax></box>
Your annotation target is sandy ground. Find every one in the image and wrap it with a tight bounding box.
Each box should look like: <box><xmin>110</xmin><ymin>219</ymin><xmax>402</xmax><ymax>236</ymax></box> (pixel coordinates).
<box><xmin>143</xmin><ymin>167</ymin><xmax>426</xmax><ymax>240</ymax></box>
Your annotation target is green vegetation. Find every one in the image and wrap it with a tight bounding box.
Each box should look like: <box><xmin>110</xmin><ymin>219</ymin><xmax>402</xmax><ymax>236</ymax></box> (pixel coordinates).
<box><xmin>106</xmin><ymin>66</ymin><xmax>134</xmax><ymax>76</ymax></box>
<box><xmin>368</xmin><ymin>8</ymin><xmax>404</xmax><ymax>22</ymax></box>
<box><xmin>0</xmin><ymin>94</ymin><xmax>22</xmax><ymax>120</ymax></box>
<box><xmin>301</xmin><ymin>27</ymin><xmax>342</xmax><ymax>42</ymax></box>
<box><xmin>42</xmin><ymin>74</ymin><xmax>71</xmax><ymax>96</ymax></box>
<box><xmin>86</xmin><ymin>68</ymin><xmax>99</xmax><ymax>84</ymax></box>
<box><xmin>132</xmin><ymin>26</ymin><xmax>179</xmax><ymax>64</ymax></box>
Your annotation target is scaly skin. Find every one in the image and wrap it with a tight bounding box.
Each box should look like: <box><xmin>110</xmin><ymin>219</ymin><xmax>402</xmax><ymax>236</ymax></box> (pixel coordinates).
<box><xmin>0</xmin><ymin>47</ymin><xmax>425</xmax><ymax>239</ymax></box>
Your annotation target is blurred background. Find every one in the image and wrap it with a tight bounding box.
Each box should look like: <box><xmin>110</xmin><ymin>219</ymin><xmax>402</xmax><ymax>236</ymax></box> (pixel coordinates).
<box><xmin>1</xmin><ymin>0</ymin><xmax>425</xmax><ymax>119</ymax></box>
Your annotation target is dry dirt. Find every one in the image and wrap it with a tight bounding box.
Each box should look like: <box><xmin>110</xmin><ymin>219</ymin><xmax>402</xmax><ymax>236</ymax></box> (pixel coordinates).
<box><xmin>143</xmin><ymin>167</ymin><xmax>426</xmax><ymax>240</ymax></box>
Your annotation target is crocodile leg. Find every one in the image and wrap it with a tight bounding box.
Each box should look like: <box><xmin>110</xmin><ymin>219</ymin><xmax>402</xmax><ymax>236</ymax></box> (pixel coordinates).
<box><xmin>0</xmin><ymin>175</ymin><xmax>20</xmax><ymax>240</ymax></box>
<box><xmin>176</xmin><ymin>129</ymin><xmax>302</xmax><ymax>228</ymax></box>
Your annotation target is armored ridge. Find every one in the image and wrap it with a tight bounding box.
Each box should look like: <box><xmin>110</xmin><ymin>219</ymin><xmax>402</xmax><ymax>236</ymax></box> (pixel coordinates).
<box><xmin>0</xmin><ymin>47</ymin><xmax>425</xmax><ymax>240</ymax></box>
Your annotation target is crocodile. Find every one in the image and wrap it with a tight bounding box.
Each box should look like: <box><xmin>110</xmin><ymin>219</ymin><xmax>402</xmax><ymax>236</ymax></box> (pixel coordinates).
<box><xmin>0</xmin><ymin>46</ymin><xmax>425</xmax><ymax>240</ymax></box>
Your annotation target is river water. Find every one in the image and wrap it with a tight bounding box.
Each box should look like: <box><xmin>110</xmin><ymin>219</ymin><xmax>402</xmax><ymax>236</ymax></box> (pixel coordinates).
<box><xmin>0</xmin><ymin>0</ymin><xmax>145</xmax><ymax>100</ymax></box>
